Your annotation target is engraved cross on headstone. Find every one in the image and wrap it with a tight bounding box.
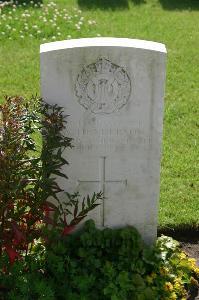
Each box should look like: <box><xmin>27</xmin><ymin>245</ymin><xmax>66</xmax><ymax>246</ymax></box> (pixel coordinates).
<box><xmin>78</xmin><ymin>156</ymin><xmax>127</xmax><ymax>226</ymax></box>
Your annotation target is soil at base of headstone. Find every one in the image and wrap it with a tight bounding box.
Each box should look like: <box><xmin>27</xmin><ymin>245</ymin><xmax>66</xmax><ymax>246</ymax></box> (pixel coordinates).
<box><xmin>158</xmin><ymin>228</ymin><xmax>199</xmax><ymax>299</ymax></box>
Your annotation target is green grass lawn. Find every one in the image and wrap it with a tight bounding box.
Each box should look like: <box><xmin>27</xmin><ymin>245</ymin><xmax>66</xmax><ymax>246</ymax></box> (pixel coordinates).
<box><xmin>0</xmin><ymin>0</ymin><xmax>198</xmax><ymax>229</ymax></box>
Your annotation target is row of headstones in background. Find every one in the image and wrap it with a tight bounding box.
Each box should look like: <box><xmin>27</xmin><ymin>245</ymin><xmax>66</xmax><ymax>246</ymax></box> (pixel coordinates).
<box><xmin>40</xmin><ymin>38</ymin><xmax>167</xmax><ymax>244</ymax></box>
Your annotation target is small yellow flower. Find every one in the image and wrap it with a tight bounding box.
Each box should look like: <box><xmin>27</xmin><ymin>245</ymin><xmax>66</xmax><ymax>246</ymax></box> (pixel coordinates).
<box><xmin>188</xmin><ymin>258</ymin><xmax>197</xmax><ymax>268</ymax></box>
<box><xmin>169</xmin><ymin>292</ymin><xmax>177</xmax><ymax>300</ymax></box>
<box><xmin>179</xmin><ymin>252</ymin><xmax>187</xmax><ymax>259</ymax></box>
<box><xmin>160</xmin><ymin>267</ymin><xmax>169</xmax><ymax>275</ymax></box>
<box><xmin>164</xmin><ymin>282</ymin><xmax>173</xmax><ymax>292</ymax></box>
<box><xmin>174</xmin><ymin>277</ymin><xmax>183</xmax><ymax>290</ymax></box>
<box><xmin>174</xmin><ymin>282</ymin><xmax>180</xmax><ymax>290</ymax></box>
<box><xmin>193</xmin><ymin>267</ymin><xmax>199</xmax><ymax>275</ymax></box>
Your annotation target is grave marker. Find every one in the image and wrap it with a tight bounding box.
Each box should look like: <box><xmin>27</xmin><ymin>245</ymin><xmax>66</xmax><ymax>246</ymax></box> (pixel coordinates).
<box><xmin>40</xmin><ymin>38</ymin><xmax>167</xmax><ymax>243</ymax></box>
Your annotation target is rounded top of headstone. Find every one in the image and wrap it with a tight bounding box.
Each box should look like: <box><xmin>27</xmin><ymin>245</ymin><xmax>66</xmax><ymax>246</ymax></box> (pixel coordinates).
<box><xmin>40</xmin><ymin>38</ymin><xmax>167</xmax><ymax>54</ymax></box>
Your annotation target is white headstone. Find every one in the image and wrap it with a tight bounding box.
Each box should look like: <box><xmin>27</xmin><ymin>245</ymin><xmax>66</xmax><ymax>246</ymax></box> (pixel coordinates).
<box><xmin>40</xmin><ymin>38</ymin><xmax>167</xmax><ymax>244</ymax></box>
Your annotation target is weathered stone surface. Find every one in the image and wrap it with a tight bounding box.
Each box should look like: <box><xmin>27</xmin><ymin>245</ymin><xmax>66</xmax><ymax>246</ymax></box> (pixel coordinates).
<box><xmin>40</xmin><ymin>38</ymin><xmax>167</xmax><ymax>244</ymax></box>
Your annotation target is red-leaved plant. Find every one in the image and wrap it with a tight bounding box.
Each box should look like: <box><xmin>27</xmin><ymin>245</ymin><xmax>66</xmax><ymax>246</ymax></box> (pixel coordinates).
<box><xmin>0</xmin><ymin>96</ymin><xmax>102</xmax><ymax>266</ymax></box>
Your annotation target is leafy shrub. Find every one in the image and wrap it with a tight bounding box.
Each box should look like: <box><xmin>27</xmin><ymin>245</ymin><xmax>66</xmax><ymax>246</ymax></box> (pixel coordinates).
<box><xmin>1</xmin><ymin>220</ymin><xmax>199</xmax><ymax>300</ymax></box>
<box><xmin>0</xmin><ymin>96</ymin><xmax>102</xmax><ymax>265</ymax></box>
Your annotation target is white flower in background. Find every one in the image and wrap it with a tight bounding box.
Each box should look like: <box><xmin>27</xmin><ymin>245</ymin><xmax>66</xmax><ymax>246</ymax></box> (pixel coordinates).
<box><xmin>1</xmin><ymin>32</ymin><xmax>5</xmax><ymax>35</ymax></box>
<box><xmin>97</xmin><ymin>33</ymin><xmax>101</xmax><ymax>37</ymax></box>
<box><xmin>0</xmin><ymin>2</ymin><xmax>98</xmax><ymax>42</ymax></box>
<box><xmin>29</xmin><ymin>34</ymin><xmax>33</xmax><ymax>37</ymax></box>
<box><xmin>75</xmin><ymin>24</ymin><xmax>80</xmax><ymax>30</ymax></box>
<box><xmin>88</xmin><ymin>20</ymin><xmax>96</xmax><ymax>25</ymax></box>
<box><xmin>43</xmin><ymin>37</ymin><xmax>46</xmax><ymax>41</ymax></box>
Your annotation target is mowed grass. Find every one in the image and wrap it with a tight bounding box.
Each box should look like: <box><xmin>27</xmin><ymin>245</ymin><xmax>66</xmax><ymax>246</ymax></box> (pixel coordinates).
<box><xmin>0</xmin><ymin>0</ymin><xmax>198</xmax><ymax>229</ymax></box>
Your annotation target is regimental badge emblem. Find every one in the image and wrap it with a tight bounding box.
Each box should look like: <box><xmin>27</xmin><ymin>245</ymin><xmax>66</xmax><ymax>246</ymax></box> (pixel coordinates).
<box><xmin>75</xmin><ymin>58</ymin><xmax>131</xmax><ymax>114</ymax></box>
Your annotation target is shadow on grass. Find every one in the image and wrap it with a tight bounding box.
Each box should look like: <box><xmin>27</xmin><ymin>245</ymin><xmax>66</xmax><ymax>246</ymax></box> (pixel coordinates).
<box><xmin>159</xmin><ymin>0</ymin><xmax>199</xmax><ymax>11</ymax></box>
<box><xmin>130</xmin><ymin>0</ymin><xmax>146</xmax><ymax>5</ymax></box>
<box><xmin>78</xmin><ymin>0</ymin><xmax>146</xmax><ymax>10</ymax></box>
<box><xmin>158</xmin><ymin>224</ymin><xmax>199</xmax><ymax>242</ymax></box>
<box><xmin>78</xmin><ymin>0</ymin><xmax>129</xmax><ymax>10</ymax></box>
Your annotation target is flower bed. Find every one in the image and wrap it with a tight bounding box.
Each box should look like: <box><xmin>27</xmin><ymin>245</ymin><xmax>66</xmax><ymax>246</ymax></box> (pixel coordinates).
<box><xmin>1</xmin><ymin>220</ymin><xmax>199</xmax><ymax>299</ymax></box>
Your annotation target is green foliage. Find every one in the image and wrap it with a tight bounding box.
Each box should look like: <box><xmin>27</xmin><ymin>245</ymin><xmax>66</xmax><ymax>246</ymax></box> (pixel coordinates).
<box><xmin>0</xmin><ymin>96</ymin><xmax>102</xmax><ymax>264</ymax></box>
<box><xmin>1</xmin><ymin>221</ymin><xmax>199</xmax><ymax>299</ymax></box>
<box><xmin>0</xmin><ymin>96</ymin><xmax>44</xmax><ymax>260</ymax></box>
